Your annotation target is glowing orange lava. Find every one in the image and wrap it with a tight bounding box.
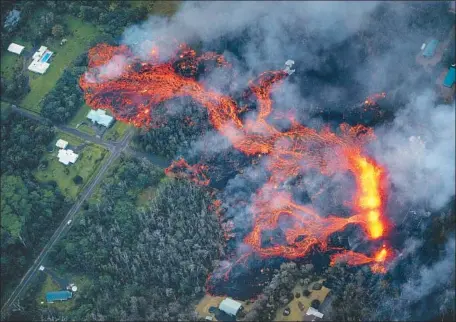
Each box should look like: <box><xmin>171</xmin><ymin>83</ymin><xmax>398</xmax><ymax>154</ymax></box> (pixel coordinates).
<box><xmin>79</xmin><ymin>43</ymin><xmax>392</xmax><ymax>275</ymax></box>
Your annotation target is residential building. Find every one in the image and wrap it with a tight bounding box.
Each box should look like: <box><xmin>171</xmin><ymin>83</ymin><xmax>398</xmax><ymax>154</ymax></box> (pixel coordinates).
<box><xmin>303</xmin><ymin>307</ymin><xmax>324</xmax><ymax>321</ymax></box>
<box><xmin>57</xmin><ymin>149</ymin><xmax>79</xmax><ymax>165</ymax></box>
<box><xmin>87</xmin><ymin>109</ymin><xmax>114</xmax><ymax>128</ymax></box>
<box><xmin>55</xmin><ymin>139</ymin><xmax>68</xmax><ymax>149</ymax></box>
<box><xmin>422</xmin><ymin>39</ymin><xmax>439</xmax><ymax>58</ymax></box>
<box><xmin>28</xmin><ymin>46</ymin><xmax>53</xmax><ymax>74</ymax></box>
<box><xmin>219</xmin><ymin>298</ymin><xmax>243</xmax><ymax>317</ymax></box>
<box><xmin>45</xmin><ymin>291</ymin><xmax>72</xmax><ymax>303</ymax></box>
<box><xmin>7</xmin><ymin>43</ymin><xmax>24</xmax><ymax>55</ymax></box>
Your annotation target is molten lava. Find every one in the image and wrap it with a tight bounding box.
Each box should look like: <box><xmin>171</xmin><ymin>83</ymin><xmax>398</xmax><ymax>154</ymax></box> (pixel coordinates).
<box><xmin>79</xmin><ymin>43</ymin><xmax>392</xmax><ymax>278</ymax></box>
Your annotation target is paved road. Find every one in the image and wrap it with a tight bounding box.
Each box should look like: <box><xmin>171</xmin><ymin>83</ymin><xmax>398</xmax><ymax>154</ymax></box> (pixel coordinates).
<box><xmin>10</xmin><ymin>105</ymin><xmax>115</xmax><ymax>151</ymax></box>
<box><xmin>1</xmin><ymin>104</ymin><xmax>168</xmax><ymax>316</ymax></box>
<box><xmin>1</xmin><ymin>128</ymin><xmax>134</xmax><ymax>316</ymax></box>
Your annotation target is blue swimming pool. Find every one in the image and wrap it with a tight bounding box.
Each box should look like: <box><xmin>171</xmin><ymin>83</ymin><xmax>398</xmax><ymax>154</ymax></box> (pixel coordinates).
<box><xmin>41</xmin><ymin>52</ymin><xmax>52</xmax><ymax>63</ymax></box>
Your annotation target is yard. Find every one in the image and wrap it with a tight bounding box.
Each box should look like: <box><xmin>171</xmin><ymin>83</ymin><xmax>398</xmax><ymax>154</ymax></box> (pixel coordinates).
<box><xmin>36</xmin><ymin>273</ymin><xmax>90</xmax><ymax>312</ymax></box>
<box><xmin>34</xmin><ymin>132</ymin><xmax>108</xmax><ymax>199</ymax></box>
<box><xmin>0</xmin><ymin>37</ymin><xmax>32</xmax><ymax>82</ymax></box>
<box><xmin>104</xmin><ymin>119</ymin><xmax>130</xmax><ymax>142</ymax></box>
<box><xmin>20</xmin><ymin>16</ymin><xmax>101</xmax><ymax>113</ymax></box>
<box><xmin>68</xmin><ymin>104</ymin><xmax>95</xmax><ymax>136</ymax></box>
<box><xmin>274</xmin><ymin>279</ymin><xmax>330</xmax><ymax>321</ymax></box>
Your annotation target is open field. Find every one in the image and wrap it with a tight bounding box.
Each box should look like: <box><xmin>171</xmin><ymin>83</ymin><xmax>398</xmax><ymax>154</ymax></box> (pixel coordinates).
<box><xmin>21</xmin><ymin>16</ymin><xmax>100</xmax><ymax>112</ymax></box>
<box><xmin>34</xmin><ymin>132</ymin><xmax>108</xmax><ymax>199</ymax></box>
<box><xmin>274</xmin><ymin>279</ymin><xmax>330</xmax><ymax>321</ymax></box>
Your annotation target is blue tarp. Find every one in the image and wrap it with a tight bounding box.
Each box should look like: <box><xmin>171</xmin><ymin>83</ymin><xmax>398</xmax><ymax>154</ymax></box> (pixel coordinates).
<box><xmin>46</xmin><ymin>291</ymin><xmax>72</xmax><ymax>302</ymax></box>
<box><xmin>423</xmin><ymin>39</ymin><xmax>439</xmax><ymax>58</ymax></box>
<box><xmin>443</xmin><ymin>67</ymin><xmax>455</xmax><ymax>88</ymax></box>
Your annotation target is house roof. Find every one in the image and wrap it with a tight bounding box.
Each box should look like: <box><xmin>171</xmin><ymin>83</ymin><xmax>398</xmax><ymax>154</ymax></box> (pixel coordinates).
<box><xmin>219</xmin><ymin>298</ymin><xmax>242</xmax><ymax>316</ymax></box>
<box><xmin>7</xmin><ymin>43</ymin><xmax>24</xmax><ymax>55</ymax></box>
<box><xmin>443</xmin><ymin>66</ymin><xmax>455</xmax><ymax>87</ymax></box>
<box><xmin>87</xmin><ymin>109</ymin><xmax>114</xmax><ymax>127</ymax></box>
<box><xmin>449</xmin><ymin>1</ymin><xmax>456</xmax><ymax>13</ymax></box>
<box><xmin>56</xmin><ymin>139</ymin><xmax>68</xmax><ymax>149</ymax></box>
<box><xmin>306</xmin><ymin>307</ymin><xmax>324</xmax><ymax>319</ymax></box>
<box><xmin>57</xmin><ymin>149</ymin><xmax>78</xmax><ymax>165</ymax></box>
<box><xmin>422</xmin><ymin>39</ymin><xmax>439</xmax><ymax>58</ymax></box>
<box><xmin>46</xmin><ymin>291</ymin><xmax>72</xmax><ymax>302</ymax></box>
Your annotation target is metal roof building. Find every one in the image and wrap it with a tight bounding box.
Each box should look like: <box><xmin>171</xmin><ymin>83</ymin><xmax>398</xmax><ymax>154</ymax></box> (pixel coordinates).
<box><xmin>303</xmin><ymin>307</ymin><xmax>324</xmax><ymax>321</ymax></box>
<box><xmin>87</xmin><ymin>109</ymin><xmax>114</xmax><ymax>128</ymax></box>
<box><xmin>57</xmin><ymin>149</ymin><xmax>79</xmax><ymax>165</ymax></box>
<box><xmin>443</xmin><ymin>66</ymin><xmax>455</xmax><ymax>88</ymax></box>
<box><xmin>46</xmin><ymin>291</ymin><xmax>72</xmax><ymax>303</ymax></box>
<box><xmin>7</xmin><ymin>43</ymin><xmax>24</xmax><ymax>55</ymax></box>
<box><xmin>55</xmin><ymin>139</ymin><xmax>68</xmax><ymax>149</ymax></box>
<box><xmin>219</xmin><ymin>298</ymin><xmax>242</xmax><ymax>316</ymax></box>
<box><xmin>422</xmin><ymin>39</ymin><xmax>439</xmax><ymax>58</ymax></box>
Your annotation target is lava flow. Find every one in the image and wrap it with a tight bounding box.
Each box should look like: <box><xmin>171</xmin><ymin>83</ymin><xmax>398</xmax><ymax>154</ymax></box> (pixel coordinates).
<box><xmin>79</xmin><ymin>43</ymin><xmax>393</xmax><ymax>279</ymax></box>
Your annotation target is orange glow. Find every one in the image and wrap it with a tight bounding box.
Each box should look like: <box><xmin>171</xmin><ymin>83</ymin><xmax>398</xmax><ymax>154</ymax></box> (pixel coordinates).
<box><xmin>79</xmin><ymin>43</ymin><xmax>392</xmax><ymax>276</ymax></box>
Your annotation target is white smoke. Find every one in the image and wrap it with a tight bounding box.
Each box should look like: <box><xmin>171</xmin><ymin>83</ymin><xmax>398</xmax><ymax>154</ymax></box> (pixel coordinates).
<box><xmin>371</xmin><ymin>90</ymin><xmax>455</xmax><ymax>213</ymax></box>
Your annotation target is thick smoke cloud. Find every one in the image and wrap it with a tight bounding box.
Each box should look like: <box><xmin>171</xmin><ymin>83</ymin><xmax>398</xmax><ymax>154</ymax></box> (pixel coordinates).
<box><xmin>371</xmin><ymin>90</ymin><xmax>455</xmax><ymax>216</ymax></box>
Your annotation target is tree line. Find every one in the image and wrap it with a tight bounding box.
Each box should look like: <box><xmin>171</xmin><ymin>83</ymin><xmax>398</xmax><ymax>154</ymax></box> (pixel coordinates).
<box><xmin>1</xmin><ymin>105</ymin><xmax>68</xmax><ymax>302</ymax></box>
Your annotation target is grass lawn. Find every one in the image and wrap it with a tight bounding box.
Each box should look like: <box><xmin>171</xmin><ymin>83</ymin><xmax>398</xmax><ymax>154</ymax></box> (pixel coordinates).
<box><xmin>104</xmin><ymin>120</ymin><xmax>130</xmax><ymax>142</ymax></box>
<box><xmin>36</xmin><ymin>273</ymin><xmax>90</xmax><ymax>312</ymax></box>
<box><xmin>21</xmin><ymin>16</ymin><xmax>101</xmax><ymax>113</ymax></box>
<box><xmin>131</xmin><ymin>0</ymin><xmax>181</xmax><ymax>15</ymax></box>
<box><xmin>1</xmin><ymin>37</ymin><xmax>32</xmax><ymax>82</ymax></box>
<box><xmin>34</xmin><ymin>132</ymin><xmax>108</xmax><ymax>199</ymax></box>
<box><xmin>68</xmin><ymin>104</ymin><xmax>96</xmax><ymax>136</ymax></box>
<box><xmin>0</xmin><ymin>52</ymin><xmax>23</xmax><ymax>81</ymax></box>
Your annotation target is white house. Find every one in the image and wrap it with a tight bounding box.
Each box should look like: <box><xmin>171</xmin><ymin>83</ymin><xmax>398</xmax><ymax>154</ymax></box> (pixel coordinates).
<box><xmin>284</xmin><ymin>59</ymin><xmax>296</xmax><ymax>75</ymax></box>
<box><xmin>28</xmin><ymin>46</ymin><xmax>53</xmax><ymax>74</ymax></box>
<box><xmin>87</xmin><ymin>109</ymin><xmax>114</xmax><ymax>127</ymax></box>
<box><xmin>7</xmin><ymin>43</ymin><xmax>24</xmax><ymax>55</ymax></box>
<box><xmin>305</xmin><ymin>307</ymin><xmax>324</xmax><ymax>320</ymax></box>
<box><xmin>219</xmin><ymin>298</ymin><xmax>243</xmax><ymax>316</ymax></box>
<box><xmin>55</xmin><ymin>139</ymin><xmax>68</xmax><ymax>149</ymax></box>
<box><xmin>57</xmin><ymin>149</ymin><xmax>79</xmax><ymax>165</ymax></box>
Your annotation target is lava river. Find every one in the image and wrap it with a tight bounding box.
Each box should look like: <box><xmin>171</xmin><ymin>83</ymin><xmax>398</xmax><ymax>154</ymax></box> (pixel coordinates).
<box><xmin>79</xmin><ymin>43</ymin><xmax>393</xmax><ymax>278</ymax></box>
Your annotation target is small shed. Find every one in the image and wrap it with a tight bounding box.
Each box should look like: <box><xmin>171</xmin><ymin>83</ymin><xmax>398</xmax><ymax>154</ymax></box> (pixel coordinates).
<box><xmin>422</xmin><ymin>39</ymin><xmax>439</xmax><ymax>58</ymax></box>
<box><xmin>46</xmin><ymin>291</ymin><xmax>72</xmax><ymax>303</ymax></box>
<box><xmin>57</xmin><ymin>149</ymin><xmax>79</xmax><ymax>165</ymax></box>
<box><xmin>7</xmin><ymin>43</ymin><xmax>24</xmax><ymax>55</ymax></box>
<box><xmin>303</xmin><ymin>307</ymin><xmax>324</xmax><ymax>321</ymax></box>
<box><xmin>219</xmin><ymin>298</ymin><xmax>243</xmax><ymax>316</ymax></box>
<box><xmin>55</xmin><ymin>139</ymin><xmax>68</xmax><ymax>149</ymax></box>
<box><xmin>87</xmin><ymin>109</ymin><xmax>114</xmax><ymax>128</ymax></box>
